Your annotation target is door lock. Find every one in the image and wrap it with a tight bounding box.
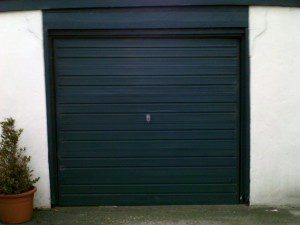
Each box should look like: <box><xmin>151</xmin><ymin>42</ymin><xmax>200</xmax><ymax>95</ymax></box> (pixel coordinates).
<box><xmin>146</xmin><ymin>114</ymin><xmax>151</xmax><ymax>123</ymax></box>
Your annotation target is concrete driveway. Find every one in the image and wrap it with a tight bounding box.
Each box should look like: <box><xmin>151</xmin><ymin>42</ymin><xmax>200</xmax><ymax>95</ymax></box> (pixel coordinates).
<box><xmin>18</xmin><ymin>205</ymin><xmax>300</xmax><ymax>225</ymax></box>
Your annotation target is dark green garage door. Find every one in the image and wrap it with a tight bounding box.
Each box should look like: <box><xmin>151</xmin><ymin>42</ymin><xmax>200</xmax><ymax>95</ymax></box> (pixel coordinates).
<box><xmin>54</xmin><ymin>36</ymin><xmax>240</xmax><ymax>205</ymax></box>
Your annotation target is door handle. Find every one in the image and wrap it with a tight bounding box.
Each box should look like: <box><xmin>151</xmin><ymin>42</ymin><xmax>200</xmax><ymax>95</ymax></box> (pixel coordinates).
<box><xmin>146</xmin><ymin>114</ymin><xmax>151</xmax><ymax>123</ymax></box>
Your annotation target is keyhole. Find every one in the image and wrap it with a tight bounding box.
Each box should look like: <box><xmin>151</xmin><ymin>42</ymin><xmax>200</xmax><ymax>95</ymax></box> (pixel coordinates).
<box><xmin>146</xmin><ymin>114</ymin><xmax>151</xmax><ymax>123</ymax></box>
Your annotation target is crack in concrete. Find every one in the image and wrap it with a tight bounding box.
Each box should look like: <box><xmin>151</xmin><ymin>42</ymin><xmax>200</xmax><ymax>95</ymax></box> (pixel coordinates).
<box><xmin>251</xmin><ymin>9</ymin><xmax>269</xmax><ymax>53</ymax></box>
<box><xmin>24</xmin><ymin>16</ymin><xmax>42</xmax><ymax>41</ymax></box>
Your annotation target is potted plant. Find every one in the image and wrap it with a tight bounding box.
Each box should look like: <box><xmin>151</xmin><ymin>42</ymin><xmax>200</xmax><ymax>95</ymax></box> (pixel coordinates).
<box><xmin>0</xmin><ymin>118</ymin><xmax>39</xmax><ymax>224</ymax></box>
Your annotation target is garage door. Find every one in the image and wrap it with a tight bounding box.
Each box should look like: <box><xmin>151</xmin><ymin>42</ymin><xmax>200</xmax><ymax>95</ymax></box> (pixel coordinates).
<box><xmin>54</xmin><ymin>36</ymin><xmax>240</xmax><ymax>205</ymax></box>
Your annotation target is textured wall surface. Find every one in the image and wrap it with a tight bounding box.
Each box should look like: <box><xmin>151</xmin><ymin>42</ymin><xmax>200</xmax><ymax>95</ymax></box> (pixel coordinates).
<box><xmin>0</xmin><ymin>11</ymin><xmax>51</xmax><ymax>208</ymax></box>
<box><xmin>250</xmin><ymin>6</ymin><xmax>300</xmax><ymax>206</ymax></box>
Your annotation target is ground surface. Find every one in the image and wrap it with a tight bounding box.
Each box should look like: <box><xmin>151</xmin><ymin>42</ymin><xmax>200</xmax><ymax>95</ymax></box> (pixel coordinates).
<box><xmin>3</xmin><ymin>205</ymin><xmax>300</xmax><ymax>225</ymax></box>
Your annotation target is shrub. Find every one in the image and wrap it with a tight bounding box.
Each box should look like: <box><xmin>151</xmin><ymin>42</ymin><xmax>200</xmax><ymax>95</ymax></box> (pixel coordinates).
<box><xmin>0</xmin><ymin>118</ymin><xmax>39</xmax><ymax>194</ymax></box>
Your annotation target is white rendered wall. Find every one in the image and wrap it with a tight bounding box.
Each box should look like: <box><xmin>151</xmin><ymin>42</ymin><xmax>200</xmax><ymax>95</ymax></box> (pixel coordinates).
<box><xmin>250</xmin><ymin>7</ymin><xmax>300</xmax><ymax>206</ymax></box>
<box><xmin>0</xmin><ymin>11</ymin><xmax>50</xmax><ymax>208</ymax></box>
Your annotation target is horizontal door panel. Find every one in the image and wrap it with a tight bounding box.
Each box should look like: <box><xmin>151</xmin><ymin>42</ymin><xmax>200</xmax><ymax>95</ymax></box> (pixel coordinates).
<box><xmin>58</xmin><ymin>122</ymin><xmax>236</xmax><ymax>131</ymax></box>
<box><xmin>59</xmin><ymin>167</ymin><xmax>237</xmax><ymax>185</ymax></box>
<box><xmin>57</xmin><ymin>86</ymin><xmax>238</xmax><ymax>104</ymax></box>
<box><xmin>57</xmin><ymin>66</ymin><xmax>238</xmax><ymax>76</ymax></box>
<box><xmin>59</xmin><ymin>130</ymin><xmax>237</xmax><ymax>141</ymax></box>
<box><xmin>57</xmin><ymin>75</ymin><xmax>237</xmax><ymax>86</ymax></box>
<box><xmin>59</xmin><ymin>157</ymin><xmax>237</xmax><ymax>168</ymax></box>
<box><xmin>58</xmin><ymin>140</ymin><xmax>238</xmax><ymax>158</ymax></box>
<box><xmin>58</xmin><ymin>118</ymin><xmax>236</xmax><ymax>131</ymax></box>
<box><xmin>57</xmin><ymin>94</ymin><xmax>237</xmax><ymax>104</ymax></box>
<box><xmin>58</xmin><ymin>113</ymin><xmax>236</xmax><ymax>124</ymax></box>
<box><xmin>57</xmin><ymin>85</ymin><xmax>237</xmax><ymax>95</ymax></box>
<box><xmin>57</xmin><ymin>58</ymin><xmax>238</xmax><ymax>68</ymax></box>
<box><xmin>60</xmin><ymin>184</ymin><xmax>237</xmax><ymax>194</ymax></box>
<box><xmin>59</xmin><ymin>147</ymin><xmax>237</xmax><ymax>158</ymax></box>
<box><xmin>57</xmin><ymin>103</ymin><xmax>237</xmax><ymax>114</ymax></box>
<box><xmin>56</xmin><ymin>47</ymin><xmax>238</xmax><ymax>58</ymax></box>
<box><xmin>55</xmin><ymin>38</ymin><xmax>238</xmax><ymax>48</ymax></box>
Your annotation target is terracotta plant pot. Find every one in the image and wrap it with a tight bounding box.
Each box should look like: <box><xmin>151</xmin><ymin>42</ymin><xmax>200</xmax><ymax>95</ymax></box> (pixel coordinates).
<box><xmin>0</xmin><ymin>187</ymin><xmax>37</xmax><ymax>224</ymax></box>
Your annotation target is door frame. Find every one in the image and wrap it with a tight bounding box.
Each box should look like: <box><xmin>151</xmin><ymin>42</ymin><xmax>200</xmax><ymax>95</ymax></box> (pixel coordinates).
<box><xmin>44</xmin><ymin>25</ymin><xmax>250</xmax><ymax>207</ymax></box>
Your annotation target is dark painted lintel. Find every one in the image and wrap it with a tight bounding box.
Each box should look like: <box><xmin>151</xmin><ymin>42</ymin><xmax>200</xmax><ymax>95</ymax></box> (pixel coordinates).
<box><xmin>43</xmin><ymin>6</ymin><xmax>248</xmax><ymax>30</ymax></box>
<box><xmin>0</xmin><ymin>0</ymin><xmax>299</xmax><ymax>12</ymax></box>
